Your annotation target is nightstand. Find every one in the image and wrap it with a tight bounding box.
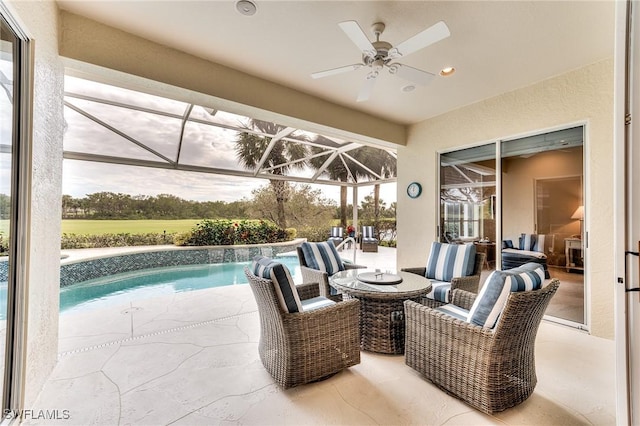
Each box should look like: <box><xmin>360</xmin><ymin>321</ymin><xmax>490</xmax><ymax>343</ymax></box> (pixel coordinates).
<box><xmin>564</xmin><ymin>237</ymin><xmax>583</xmax><ymax>272</ymax></box>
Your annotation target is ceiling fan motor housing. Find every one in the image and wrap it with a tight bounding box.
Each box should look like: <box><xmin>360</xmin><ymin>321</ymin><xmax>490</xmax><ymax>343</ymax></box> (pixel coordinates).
<box><xmin>363</xmin><ymin>40</ymin><xmax>392</xmax><ymax>66</ymax></box>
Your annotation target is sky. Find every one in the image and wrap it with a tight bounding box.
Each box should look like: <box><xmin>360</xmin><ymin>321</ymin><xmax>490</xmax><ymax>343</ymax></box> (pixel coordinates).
<box><xmin>61</xmin><ymin>76</ymin><xmax>398</xmax><ymax>207</ymax></box>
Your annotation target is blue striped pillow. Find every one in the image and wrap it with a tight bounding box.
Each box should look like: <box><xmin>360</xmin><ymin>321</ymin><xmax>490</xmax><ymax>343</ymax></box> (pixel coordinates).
<box><xmin>252</xmin><ymin>256</ymin><xmax>302</xmax><ymax>313</ymax></box>
<box><xmin>300</xmin><ymin>241</ymin><xmax>346</xmax><ymax>276</ymax></box>
<box><xmin>519</xmin><ymin>234</ymin><xmax>545</xmax><ymax>253</ymax></box>
<box><xmin>467</xmin><ymin>263</ymin><xmax>545</xmax><ymax>328</ymax></box>
<box><xmin>330</xmin><ymin>227</ymin><xmax>344</xmax><ymax>238</ymax></box>
<box><xmin>425</xmin><ymin>242</ymin><xmax>476</xmax><ymax>282</ymax></box>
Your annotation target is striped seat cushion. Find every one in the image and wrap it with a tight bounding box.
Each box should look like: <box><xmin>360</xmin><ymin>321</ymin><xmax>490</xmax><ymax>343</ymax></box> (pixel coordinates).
<box><xmin>435</xmin><ymin>303</ymin><xmax>470</xmax><ymax>322</ymax></box>
<box><xmin>300</xmin><ymin>241</ymin><xmax>346</xmax><ymax>276</ymax></box>
<box><xmin>301</xmin><ymin>296</ymin><xmax>336</xmax><ymax>312</ymax></box>
<box><xmin>252</xmin><ymin>255</ymin><xmax>302</xmax><ymax>313</ymax></box>
<box><xmin>426</xmin><ymin>280</ymin><xmax>451</xmax><ymax>303</ymax></box>
<box><xmin>467</xmin><ymin>263</ymin><xmax>545</xmax><ymax>328</ymax></box>
<box><xmin>425</xmin><ymin>242</ymin><xmax>476</xmax><ymax>282</ymax></box>
<box><xmin>502</xmin><ymin>248</ymin><xmax>546</xmax><ymax>259</ymax></box>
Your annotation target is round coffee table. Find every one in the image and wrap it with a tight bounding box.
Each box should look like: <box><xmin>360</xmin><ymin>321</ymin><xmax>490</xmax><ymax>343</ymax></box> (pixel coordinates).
<box><xmin>329</xmin><ymin>269</ymin><xmax>432</xmax><ymax>355</ymax></box>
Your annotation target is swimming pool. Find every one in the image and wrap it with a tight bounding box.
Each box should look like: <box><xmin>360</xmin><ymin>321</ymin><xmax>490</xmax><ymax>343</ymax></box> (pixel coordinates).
<box><xmin>59</xmin><ymin>257</ymin><xmax>301</xmax><ymax>315</ymax></box>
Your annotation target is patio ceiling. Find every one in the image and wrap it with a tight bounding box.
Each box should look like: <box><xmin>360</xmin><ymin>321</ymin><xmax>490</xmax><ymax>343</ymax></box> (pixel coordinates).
<box><xmin>62</xmin><ymin>76</ymin><xmax>397</xmax><ymax>188</ymax></box>
<box><xmin>56</xmin><ymin>1</ymin><xmax>614</xmax><ymax>125</ymax></box>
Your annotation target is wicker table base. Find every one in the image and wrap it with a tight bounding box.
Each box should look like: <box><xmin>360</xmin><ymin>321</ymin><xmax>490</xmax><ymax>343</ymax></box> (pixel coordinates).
<box><xmin>345</xmin><ymin>294</ymin><xmax>423</xmax><ymax>354</ymax></box>
<box><xmin>330</xmin><ymin>270</ymin><xmax>432</xmax><ymax>355</ymax></box>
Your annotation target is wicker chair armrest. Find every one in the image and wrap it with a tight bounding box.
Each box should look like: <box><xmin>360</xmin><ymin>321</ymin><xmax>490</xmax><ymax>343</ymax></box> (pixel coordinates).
<box><xmin>300</xmin><ymin>265</ymin><xmax>333</xmax><ymax>298</ymax></box>
<box><xmin>300</xmin><ymin>265</ymin><xmax>328</xmax><ymax>284</ymax></box>
<box><xmin>344</xmin><ymin>263</ymin><xmax>366</xmax><ymax>270</ymax></box>
<box><xmin>450</xmin><ymin>274</ymin><xmax>481</xmax><ymax>294</ymax></box>
<box><xmin>404</xmin><ymin>299</ymin><xmax>495</xmax><ymax>359</ymax></box>
<box><xmin>295</xmin><ymin>282</ymin><xmax>321</xmax><ymax>300</ymax></box>
<box><xmin>451</xmin><ymin>289</ymin><xmax>477</xmax><ymax>310</ymax></box>
<box><xmin>401</xmin><ymin>267</ymin><xmax>427</xmax><ymax>276</ymax></box>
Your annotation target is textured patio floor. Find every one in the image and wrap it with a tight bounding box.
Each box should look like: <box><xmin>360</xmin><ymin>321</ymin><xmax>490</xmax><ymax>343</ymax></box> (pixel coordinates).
<box><xmin>27</xmin><ymin>245</ymin><xmax>616</xmax><ymax>425</ymax></box>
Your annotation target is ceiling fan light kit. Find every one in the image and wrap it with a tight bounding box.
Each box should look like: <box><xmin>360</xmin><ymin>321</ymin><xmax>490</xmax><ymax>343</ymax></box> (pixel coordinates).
<box><xmin>311</xmin><ymin>19</ymin><xmax>451</xmax><ymax>102</ymax></box>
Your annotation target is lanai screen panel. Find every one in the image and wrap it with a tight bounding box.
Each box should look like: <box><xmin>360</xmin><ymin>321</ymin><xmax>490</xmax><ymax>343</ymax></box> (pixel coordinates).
<box><xmin>62</xmin><ymin>76</ymin><xmax>397</xmax><ymax>186</ymax></box>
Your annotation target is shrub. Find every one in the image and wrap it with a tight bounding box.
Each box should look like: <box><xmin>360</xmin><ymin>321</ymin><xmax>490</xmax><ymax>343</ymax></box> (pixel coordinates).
<box><xmin>60</xmin><ymin>220</ymin><xmax>294</xmax><ymax>249</ymax></box>
<box><xmin>296</xmin><ymin>226</ymin><xmax>330</xmax><ymax>242</ymax></box>
<box><xmin>0</xmin><ymin>232</ymin><xmax>8</xmax><ymax>255</ymax></box>
<box><xmin>61</xmin><ymin>232</ymin><xmax>174</xmax><ymax>249</ymax></box>
<box><xmin>176</xmin><ymin>219</ymin><xmax>288</xmax><ymax>246</ymax></box>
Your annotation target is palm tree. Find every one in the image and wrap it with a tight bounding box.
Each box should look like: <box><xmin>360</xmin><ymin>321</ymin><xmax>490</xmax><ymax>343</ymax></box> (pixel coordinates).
<box><xmin>234</xmin><ymin>119</ymin><xmax>308</xmax><ymax>228</ymax></box>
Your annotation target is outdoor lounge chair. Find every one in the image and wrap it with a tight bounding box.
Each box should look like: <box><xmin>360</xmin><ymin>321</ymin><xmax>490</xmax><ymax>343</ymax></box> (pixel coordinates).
<box><xmin>404</xmin><ymin>264</ymin><xmax>560</xmax><ymax>414</ymax></box>
<box><xmin>245</xmin><ymin>258</ymin><xmax>360</xmax><ymax>388</ymax></box>
<box><xmin>297</xmin><ymin>242</ymin><xmax>366</xmax><ymax>300</ymax></box>
<box><xmin>402</xmin><ymin>242</ymin><xmax>485</xmax><ymax>308</ymax></box>
<box><xmin>360</xmin><ymin>225</ymin><xmax>378</xmax><ymax>252</ymax></box>
<box><xmin>328</xmin><ymin>226</ymin><xmax>345</xmax><ymax>248</ymax></box>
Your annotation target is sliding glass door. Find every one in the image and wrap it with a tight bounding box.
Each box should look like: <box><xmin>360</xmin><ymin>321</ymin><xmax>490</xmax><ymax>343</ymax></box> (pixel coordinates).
<box><xmin>439</xmin><ymin>126</ymin><xmax>586</xmax><ymax>327</ymax></box>
<box><xmin>0</xmin><ymin>7</ymin><xmax>29</xmax><ymax>412</ymax></box>
<box><xmin>440</xmin><ymin>144</ymin><xmax>497</xmax><ymax>268</ymax></box>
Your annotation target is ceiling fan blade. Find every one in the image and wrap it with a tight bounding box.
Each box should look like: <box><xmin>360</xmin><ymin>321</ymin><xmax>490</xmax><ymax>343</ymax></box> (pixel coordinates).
<box><xmin>391</xmin><ymin>21</ymin><xmax>450</xmax><ymax>58</ymax></box>
<box><xmin>338</xmin><ymin>21</ymin><xmax>377</xmax><ymax>58</ymax></box>
<box><xmin>311</xmin><ymin>64</ymin><xmax>363</xmax><ymax>79</ymax></box>
<box><xmin>357</xmin><ymin>74</ymin><xmax>377</xmax><ymax>102</ymax></box>
<box><xmin>392</xmin><ymin>64</ymin><xmax>435</xmax><ymax>86</ymax></box>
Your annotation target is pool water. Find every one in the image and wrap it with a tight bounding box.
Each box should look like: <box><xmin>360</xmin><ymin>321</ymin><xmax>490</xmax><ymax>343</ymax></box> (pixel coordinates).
<box><xmin>59</xmin><ymin>257</ymin><xmax>301</xmax><ymax>315</ymax></box>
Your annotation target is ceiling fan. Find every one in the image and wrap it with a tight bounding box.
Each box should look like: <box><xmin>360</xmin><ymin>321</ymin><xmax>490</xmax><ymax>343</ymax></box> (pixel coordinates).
<box><xmin>311</xmin><ymin>20</ymin><xmax>450</xmax><ymax>102</ymax></box>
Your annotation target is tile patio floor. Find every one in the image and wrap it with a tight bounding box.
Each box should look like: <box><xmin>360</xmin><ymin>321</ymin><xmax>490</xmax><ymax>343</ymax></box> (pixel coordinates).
<box><xmin>27</xmin><ymin>246</ymin><xmax>616</xmax><ymax>425</ymax></box>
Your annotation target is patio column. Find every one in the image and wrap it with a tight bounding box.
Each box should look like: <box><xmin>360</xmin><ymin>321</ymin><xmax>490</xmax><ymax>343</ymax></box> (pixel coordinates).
<box><xmin>352</xmin><ymin>185</ymin><xmax>358</xmax><ymax>240</ymax></box>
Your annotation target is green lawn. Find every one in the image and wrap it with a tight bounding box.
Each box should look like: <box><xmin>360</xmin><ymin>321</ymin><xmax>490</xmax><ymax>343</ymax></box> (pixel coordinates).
<box><xmin>61</xmin><ymin>219</ymin><xmax>201</xmax><ymax>235</ymax></box>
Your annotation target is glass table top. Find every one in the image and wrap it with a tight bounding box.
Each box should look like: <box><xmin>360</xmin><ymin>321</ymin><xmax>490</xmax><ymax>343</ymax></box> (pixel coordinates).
<box><xmin>329</xmin><ymin>269</ymin><xmax>432</xmax><ymax>298</ymax></box>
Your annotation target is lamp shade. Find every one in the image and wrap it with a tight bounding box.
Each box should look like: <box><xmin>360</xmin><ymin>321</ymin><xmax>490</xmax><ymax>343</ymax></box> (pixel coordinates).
<box><xmin>571</xmin><ymin>205</ymin><xmax>584</xmax><ymax>220</ymax></box>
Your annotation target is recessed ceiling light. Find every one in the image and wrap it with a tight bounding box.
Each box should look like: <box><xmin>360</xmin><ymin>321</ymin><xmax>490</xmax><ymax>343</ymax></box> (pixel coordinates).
<box><xmin>401</xmin><ymin>84</ymin><xmax>416</xmax><ymax>93</ymax></box>
<box><xmin>236</xmin><ymin>0</ymin><xmax>257</xmax><ymax>16</ymax></box>
<box><xmin>439</xmin><ymin>67</ymin><xmax>456</xmax><ymax>77</ymax></box>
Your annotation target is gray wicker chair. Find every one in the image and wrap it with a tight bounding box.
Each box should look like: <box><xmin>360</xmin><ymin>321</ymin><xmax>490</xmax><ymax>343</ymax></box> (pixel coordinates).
<box><xmin>244</xmin><ymin>268</ymin><xmax>361</xmax><ymax>388</ymax></box>
<box><xmin>296</xmin><ymin>246</ymin><xmax>366</xmax><ymax>300</ymax></box>
<box><xmin>404</xmin><ymin>279</ymin><xmax>560</xmax><ymax>414</ymax></box>
<box><xmin>401</xmin><ymin>252</ymin><xmax>485</xmax><ymax>308</ymax></box>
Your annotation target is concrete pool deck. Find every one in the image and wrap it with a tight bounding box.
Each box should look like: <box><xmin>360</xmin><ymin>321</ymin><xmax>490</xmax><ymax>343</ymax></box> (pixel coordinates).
<box><xmin>25</xmin><ymin>243</ymin><xmax>615</xmax><ymax>425</ymax></box>
<box><xmin>57</xmin><ymin>244</ymin><xmax>399</xmax><ymax>354</ymax></box>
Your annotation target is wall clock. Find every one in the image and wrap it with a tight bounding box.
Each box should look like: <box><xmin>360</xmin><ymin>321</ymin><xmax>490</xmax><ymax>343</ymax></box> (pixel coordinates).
<box><xmin>407</xmin><ymin>182</ymin><xmax>422</xmax><ymax>198</ymax></box>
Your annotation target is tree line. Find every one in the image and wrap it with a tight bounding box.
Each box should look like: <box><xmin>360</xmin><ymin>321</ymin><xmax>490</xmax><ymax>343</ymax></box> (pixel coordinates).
<box><xmin>62</xmin><ymin>192</ymin><xmax>248</xmax><ymax>220</ymax></box>
<box><xmin>61</xmin><ymin>185</ymin><xmax>396</xmax><ymax>226</ymax></box>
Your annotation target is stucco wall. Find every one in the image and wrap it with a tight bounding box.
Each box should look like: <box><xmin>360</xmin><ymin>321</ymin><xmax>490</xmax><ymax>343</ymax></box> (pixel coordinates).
<box><xmin>398</xmin><ymin>59</ymin><xmax>614</xmax><ymax>339</ymax></box>
<box><xmin>7</xmin><ymin>0</ymin><xmax>64</xmax><ymax>407</ymax></box>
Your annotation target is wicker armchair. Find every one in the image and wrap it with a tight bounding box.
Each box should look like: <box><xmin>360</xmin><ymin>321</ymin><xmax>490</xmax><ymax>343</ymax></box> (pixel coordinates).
<box><xmin>244</xmin><ymin>268</ymin><xmax>360</xmax><ymax>388</ymax></box>
<box><xmin>401</xmin><ymin>252</ymin><xmax>485</xmax><ymax>308</ymax></box>
<box><xmin>296</xmin><ymin>246</ymin><xmax>366</xmax><ymax>300</ymax></box>
<box><xmin>404</xmin><ymin>279</ymin><xmax>560</xmax><ymax>414</ymax></box>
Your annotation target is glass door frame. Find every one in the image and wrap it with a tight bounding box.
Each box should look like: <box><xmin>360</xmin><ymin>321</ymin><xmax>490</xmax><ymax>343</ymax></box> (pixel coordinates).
<box><xmin>436</xmin><ymin>122</ymin><xmax>589</xmax><ymax>330</ymax></box>
<box><xmin>0</xmin><ymin>2</ymin><xmax>32</xmax><ymax>416</ymax></box>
